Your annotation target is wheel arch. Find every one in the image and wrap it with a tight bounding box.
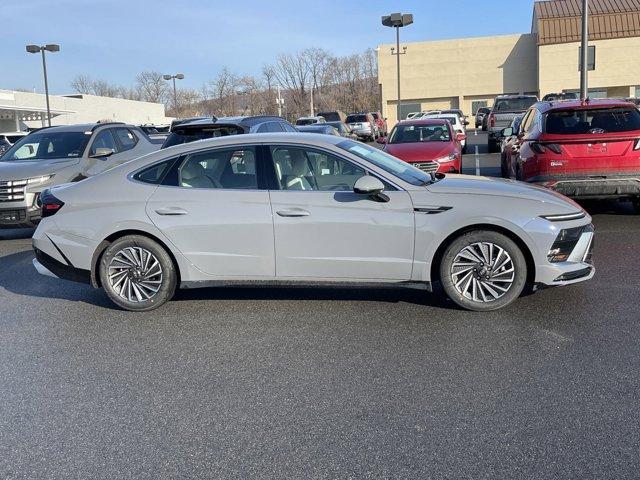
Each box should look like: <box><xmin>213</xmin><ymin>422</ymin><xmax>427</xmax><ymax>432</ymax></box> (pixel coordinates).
<box><xmin>90</xmin><ymin>229</ymin><xmax>182</xmax><ymax>288</ymax></box>
<box><xmin>429</xmin><ymin>223</ymin><xmax>536</xmax><ymax>287</ymax></box>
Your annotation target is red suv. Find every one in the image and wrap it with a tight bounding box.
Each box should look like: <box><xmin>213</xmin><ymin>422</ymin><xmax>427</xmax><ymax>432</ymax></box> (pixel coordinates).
<box><xmin>377</xmin><ymin>118</ymin><xmax>465</xmax><ymax>174</ymax></box>
<box><xmin>370</xmin><ymin>111</ymin><xmax>388</xmax><ymax>137</ymax></box>
<box><xmin>506</xmin><ymin>99</ymin><xmax>640</xmax><ymax>210</ymax></box>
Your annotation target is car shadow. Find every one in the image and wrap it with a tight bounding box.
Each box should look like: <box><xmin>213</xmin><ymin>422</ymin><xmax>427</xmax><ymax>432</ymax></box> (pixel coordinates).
<box><xmin>0</xmin><ymin>249</ymin><xmax>455</xmax><ymax>311</ymax></box>
<box><xmin>579</xmin><ymin>198</ymin><xmax>637</xmax><ymax>216</ymax></box>
<box><xmin>0</xmin><ymin>228</ymin><xmax>35</xmax><ymax>240</ymax></box>
<box><xmin>0</xmin><ymin>250</ymin><xmax>115</xmax><ymax>308</ymax></box>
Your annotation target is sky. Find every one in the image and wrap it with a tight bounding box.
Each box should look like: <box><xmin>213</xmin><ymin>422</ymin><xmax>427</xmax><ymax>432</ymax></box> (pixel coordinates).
<box><xmin>1</xmin><ymin>0</ymin><xmax>536</xmax><ymax>95</ymax></box>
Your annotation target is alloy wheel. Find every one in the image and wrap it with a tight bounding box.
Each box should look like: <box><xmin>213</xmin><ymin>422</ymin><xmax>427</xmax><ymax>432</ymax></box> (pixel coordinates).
<box><xmin>107</xmin><ymin>246</ymin><xmax>163</xmax><ymax>303</ymax></box>
<box><xmin>450</xmin><ymin>242</ymin><xmax>515</xmax><ymax>303</ymax></box>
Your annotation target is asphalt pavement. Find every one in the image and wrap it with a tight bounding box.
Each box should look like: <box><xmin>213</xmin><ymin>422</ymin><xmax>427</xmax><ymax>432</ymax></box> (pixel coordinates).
<box><xmin>1</xmin><ymin>131</ymin><xmax>639</xmax><ymax>479</ymax></box>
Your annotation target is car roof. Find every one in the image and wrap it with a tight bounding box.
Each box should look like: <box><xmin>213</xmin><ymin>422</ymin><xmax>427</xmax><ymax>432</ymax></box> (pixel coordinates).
<box><xmin>17</xmin><ymin>123</ymin><xmax>130</xmax><ymax>134</ymax></box>
<box><xmin>537</xmin><ymin>98</ymin><xmax>638</xmax><ymax>112</ymax></box>
<box><xmin>175</xmin><ymin>115</ymin><xmax>288</xmax><ymax>128</ymax></box>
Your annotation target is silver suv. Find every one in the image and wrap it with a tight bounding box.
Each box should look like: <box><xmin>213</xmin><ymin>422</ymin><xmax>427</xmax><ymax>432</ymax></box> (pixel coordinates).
<box><xmin>487</xmin><ymin>95</ymin><xmax>538</xmax><ymax>153</ymax></box>
<box><xmin>0</xmin><ymin>122</ymin><xmax>159</xmax><ymax>228</ymax></box>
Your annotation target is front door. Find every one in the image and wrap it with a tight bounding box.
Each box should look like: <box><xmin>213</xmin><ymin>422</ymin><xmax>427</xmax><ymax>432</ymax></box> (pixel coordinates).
<box><xmin>145</xmin><ymin>145</ymin><xmax>275</xmax><ymax>277</ymax></box>
<box><xmin>267</xmin><ymin>144</ymin><xmax>415</xmax><ymax>280</ymax></box>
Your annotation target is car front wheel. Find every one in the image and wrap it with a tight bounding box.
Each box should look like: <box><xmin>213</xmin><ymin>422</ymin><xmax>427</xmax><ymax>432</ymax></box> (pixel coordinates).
<box><xmin>439</xmin><ymin>230</ymin><xmax>527</xmax><ymax>311</ymax></box>
<box><xmin>99</xmin><ymin>235</ymin><xmax>177</xmax><ymax>311</ymax></box>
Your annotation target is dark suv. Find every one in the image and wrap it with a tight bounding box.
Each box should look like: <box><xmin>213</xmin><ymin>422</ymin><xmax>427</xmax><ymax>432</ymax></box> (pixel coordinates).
<box><xmin>162</xmin><ymin>116</ymin><xmax>298</xmax><ymax>149</ymax></box>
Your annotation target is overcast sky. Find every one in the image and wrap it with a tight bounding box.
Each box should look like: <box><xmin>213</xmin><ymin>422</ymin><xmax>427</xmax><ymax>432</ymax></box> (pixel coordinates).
<box><xmin>1</xmin><ymin>0</ymin><xmax>535</xmax><ymax>94</ymax></box>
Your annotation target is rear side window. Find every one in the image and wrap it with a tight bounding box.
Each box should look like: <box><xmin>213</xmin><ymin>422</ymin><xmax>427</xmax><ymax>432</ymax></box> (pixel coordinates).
<box><xmin>176</xmin><ymin>147</ymin><xmax>258</xmax><ymax>189</ymax></box>
<box><xmin>162</xmin><ymin>126</ymin><xmax>243</xmax><ymax>148</ymax></box>
<box><xmin>493</xmin><ymin>97</ymin><xmax>537</xmax><ymax>112</ymax></box>
<box><xmin>257</xmin><ymin>122</ymin><xmax>284</xmax><ymax>133</ymax></box>
<box><xmin>281</xmin><ymin>122</ymin><xmax>298</xmax><ymax>133</ymax></box>
<box><xmin>545</xmin><ymin>108</ymin><xmax>640</xmax><ymax>134</ymax></box>
<box><xmin>133</xmin><ymin>158</ymin><xmax>178</xmax><ymax>184</ymax></box>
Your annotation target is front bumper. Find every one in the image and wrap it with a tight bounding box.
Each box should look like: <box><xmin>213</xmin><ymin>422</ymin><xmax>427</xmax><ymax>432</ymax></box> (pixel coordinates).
<box><xmin>0</xmin><ymin>206</ymin><xmax>41</xmax><ymax>228</ymax></box>
<box><xmin>530</xmin><ymin>175</ymin><xmax>640</xmax><ymax>199</ymax></box>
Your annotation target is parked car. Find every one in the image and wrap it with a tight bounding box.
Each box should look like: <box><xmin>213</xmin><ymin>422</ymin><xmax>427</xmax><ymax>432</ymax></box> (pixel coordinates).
<box><xmin>377</xmin><ymin>118</ymin><xmax>465</xmax><ymax>173</ymax></box>
<box><xmin>507</xmin><ymin>98</ymin><xmax>640</xmax><ymax>211</ymax></box>
<box><xmin>296</xmin><ymin>124</ymin><xmax>340</xmax><ymax>136</ymax></box>
<box><xmin>371</xmin><ymin>112</ymin><xmax>388</xmax><ymax>136</ymax></box>
<box><xmin>0</xmin><ymin>131</ymin><xmax>29</xmax><ymax>145</ymax></box>
<box><xmin>0</xmin><ymin>122</ymin><xmax>159</xmax><ymax>228</ymax></box>
<box><xmin>326</xmin><ymin>121</ymin><xmax>358</xmax><ymax>140</ymax></box>
<box><xmin>32</xmin><ymin>132</ymin><xmax>594</xmax><ymax>312</ymax></box>
<box><xmin>487</xmin><ymin>95</ymin><xmax>538</xmax><ymax>153</ymax></box>
<box><xmin>406</xmin><ymin>112</ymin><xmax>422</xmax><ymax>120</ymax></box>
<box><xmin>295</xmin><ymin>116</ymin><xmax>326</xmax><ymax>126</ymax></box>
<box><xmin>170</xmin><ymin>116</ymin><xmax>212</xmax><ymax>131</ymax></box>
<box><xmin>475</xmin><ymin>107</ymin><xmax>491</xmax><ymax>129</ymax></box>
<box><xmin>542</xmin><ymin>92</ymin><xmax>579</xmax><ymax>102</ymax></box>
<box><xmin>422</xmin><ymin>113</ymin><xmax>468</xmax><ymax>153</ymax></box>
<box><xmin>499</xmin><ymin>114</ymin><xmax>525</xmax><ymax>178</ymax></box>
<box><xmin>316</xmin><ymin>111</ymin><xmax>347</xmax><ymax>123</ymax></box>
<box><xmin>622</xmin><ymin>97</ymin><xmax>640</xmax><ymax>108</ymax></box>
<box><xmin>346</xmin><ymin>113</ymin><xmax>377</xmax><ymax>142</ymax></box>
<box><xmin>162</xmin><ymin>115</ymin><xmax>298</xmax><ymax>148</ymax></box>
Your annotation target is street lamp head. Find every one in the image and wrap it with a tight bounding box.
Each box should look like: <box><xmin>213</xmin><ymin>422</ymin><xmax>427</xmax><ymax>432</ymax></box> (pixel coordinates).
<box><xmin>26</xmin><ymin>44</ymin><xmax>41</xmax><ymax>54</ymax></box>
<box><xmin>44</xmin><ymin>44</ymin><xmax>60</xmax><ymax>52</ymax></box>
<box><xmin>176</xmin><ymin>73</ymin><xmax>184</xmax><ymax>80</ymax></box>
<box><xmin>163</xmin><ymin>75</ymin><xmax>172</xmax><ymax>80</ymax></box>
<box><xmin>381</xmin><ymin>12</ymin><xmax>413</xmax><ymax>28</ymax></box>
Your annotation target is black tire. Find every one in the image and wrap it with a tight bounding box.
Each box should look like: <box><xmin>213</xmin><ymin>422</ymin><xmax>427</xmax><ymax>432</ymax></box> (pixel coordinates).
<box><xmin>462</xmin><ymin>144</ymin><xmax>468</xmax><ymax>154</ymax></box>
<box><xmin>632</xmin><ymin>197</ymin><xmax>640</xmax><ymax>214</ymax></box>
<box><xmin>99</xmin><ymin>235</ymin><xmax>177</xmax><ymax>312</ymax></box>
<box><xmin>487</xmin><ymin>140</ymin><xmax>498</xmax><ymax>153</ymax></box>
<box><xmin>439</xmin><ymin>230</ymin><xmax>528</xmax><ymax>312</ymax></box>
<box><xmin>500</xmin><ymin>153</ymin><xmax>508</xmax><ymax>178</ymax></box>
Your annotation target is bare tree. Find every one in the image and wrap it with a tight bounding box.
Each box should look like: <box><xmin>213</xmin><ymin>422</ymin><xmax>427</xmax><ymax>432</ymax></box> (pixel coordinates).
<box><xmin>71</xmin><ymin>75</ymin><xmax>94</xmax><ymax>94</ymax></box>
<box><xmin>136</xmin><ymin>71</ymin><xmax>169</xmax><ymax>104</ymax></box>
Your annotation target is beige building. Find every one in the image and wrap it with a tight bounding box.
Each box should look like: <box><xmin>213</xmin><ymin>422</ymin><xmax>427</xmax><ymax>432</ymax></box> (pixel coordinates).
<box><xmin>378</xmin><ymin>0</ymin><xmax>640</xmax><ymax>125</ymax></box>
<box><xmin>0</xmin><ymin>89</ymin><xmax>170</xmax><ymax>133</ymax></box>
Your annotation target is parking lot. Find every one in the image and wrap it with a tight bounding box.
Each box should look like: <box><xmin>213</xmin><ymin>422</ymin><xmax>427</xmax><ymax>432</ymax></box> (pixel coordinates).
<box><xmin>0</xmin><ymin>130</ymin><xmax>637</xmax><ymax>478</ymax></box>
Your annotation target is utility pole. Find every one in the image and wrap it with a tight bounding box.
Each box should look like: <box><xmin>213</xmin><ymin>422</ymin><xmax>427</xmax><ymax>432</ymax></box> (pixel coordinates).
<box><xmin>309</xmin><ymin>85</ymin><xmax>315</xmax><ymax>116</ymax></box>
<box><xmin>276</xmin><ymin>85</ymin><xmax>284</xmax><ymax>117</ymax></box>
<box><xmin>580</xmin><ymin>0</ymin><xmax>589</xmax><ymax>100</ymax></box>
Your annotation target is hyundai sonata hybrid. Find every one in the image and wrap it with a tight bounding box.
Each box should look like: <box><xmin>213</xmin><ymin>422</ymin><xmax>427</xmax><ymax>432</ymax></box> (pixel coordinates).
<box><xmin>32</xmin><ymin>133</ymin><xmax>594</xmax><ymax>312</ymax></box>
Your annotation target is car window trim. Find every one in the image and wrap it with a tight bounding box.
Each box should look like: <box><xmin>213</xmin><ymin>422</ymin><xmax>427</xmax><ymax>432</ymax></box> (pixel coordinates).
<box><xmin>262</xmin><ymin>142</ymin><xmax>402</xmax><ymax>192</ymax></box>
<box><xmin>89</xmin><ymin>128</ymin><xmax>119</xmax><ymax>156</ymax></box>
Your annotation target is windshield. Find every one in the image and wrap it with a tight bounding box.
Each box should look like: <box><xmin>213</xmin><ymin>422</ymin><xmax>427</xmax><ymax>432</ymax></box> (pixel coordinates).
<box><xmin>493</xmin><ymin>97</ymin><xmax>537</xmax><ymax>112</ymax></box>
<box><xmin>337</xmin><ymin>139</ymin><xmax>433</xmax><ymax>186</ymax></box>
<box><xmin>388</xmin><ymin>124</ymin><xmax>451</xmax><ymax>144</ymax></box>
<box><xmin>0</xmin><ymin>131</ymin><xmax>90</xmax><ymax>162</ymax></box>
<box><xmin>162</xmin><ymin>126</ymin><xmax>243</xmax><ymax>148</ymax></box>
<box><xmin>545</xmin><ymin>107</ymin><xmax>640</xmax><ymax>134</ymax></box>
<box><xmin>346</xmin><ymin>115</ymin><xmax>367</xmax><ymax>123</ymax></box>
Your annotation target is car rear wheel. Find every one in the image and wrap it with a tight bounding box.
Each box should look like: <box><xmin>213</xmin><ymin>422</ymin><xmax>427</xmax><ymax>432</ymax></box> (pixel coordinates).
<box><xmin>439</xmin><ymin>230</ymin><xmax>527</xmax><ymax>311</ymax></box>
<box><xmin>99</xmin><ymin>235</ymin><xmax>177</xmax><ymax>312</ymax></box>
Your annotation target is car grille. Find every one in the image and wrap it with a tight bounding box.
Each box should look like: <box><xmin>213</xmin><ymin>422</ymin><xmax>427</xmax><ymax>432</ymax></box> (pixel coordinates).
<box><xmin>412</xmin><ymin>162</ymin><xmax>439</xmax><ymax>173</ymax></box>
<box><xmin>0</xmin><ymin>180</ymin><xmax>26</xmax><ymax>202</ymax></box>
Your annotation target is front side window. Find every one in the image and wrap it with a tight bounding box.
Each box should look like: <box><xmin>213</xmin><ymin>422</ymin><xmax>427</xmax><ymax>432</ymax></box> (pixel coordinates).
<box><xmin>545</xmin><ymin>108</ymin><xmax>640</xmax><ymax>134</ymax></box>
<box><xmin>388</xmin><ymin>124</ymin><xmax>451</xmax><ymax>143</ymax></box>
<box><xmin>177</xmin><ymin>147</ymin><xmax>258</xmax><ymax>189</ymax></box>
<box><xmin>337</xmin><ymin>140</ymin><xmax>431</xmax><ymax>186</ymax></box>
<box><xmin>0</xmin><ymin>131</ymin><xmax>91</xmax><ymax>162</ymax></box>
<box><xmin>270</xmin><ymin>146</ymin><xmax>365</xmax><ymax>191</ymax></box>
<box><xmin>91</xmin><ymin>129</ymin><xmax>119</xmax><ymax>155</ymax></box>
<box><xmin>114</xmin><ymin>128</ymin><xmax>138</xmax><ymax>151</ymax></box>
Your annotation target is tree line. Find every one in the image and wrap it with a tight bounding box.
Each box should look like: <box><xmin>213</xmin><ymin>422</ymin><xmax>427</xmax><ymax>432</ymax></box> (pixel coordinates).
<box><xmin>69</xmin><ymin>48</ymin><xmax>380</xmax><ymax>121</ymax></box>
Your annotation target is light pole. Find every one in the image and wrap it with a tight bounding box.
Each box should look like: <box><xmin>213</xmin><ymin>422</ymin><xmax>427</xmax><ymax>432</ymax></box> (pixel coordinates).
<box><xmin>276</xmin><ymin>85</ymin><xmax>285</xmax><ymax>117</ymax></box>
<box><xmin>163</xmin><ymin>73</ymin><xmax>184</xmax><ymax>115</ymax></box>
<box><xmin>579</xmin><ymin>0</ymin><xmax>589</xmax><ymax>100</ymax></box>
<box><xmin>26</xmin><ymin>44</ymin><xmax>60</xmax><ymax>127</ymax></box>
<box><xmin>382</xmin><ymin>13</ymin><xmax>413</xmax><ymax>123</ymax></box>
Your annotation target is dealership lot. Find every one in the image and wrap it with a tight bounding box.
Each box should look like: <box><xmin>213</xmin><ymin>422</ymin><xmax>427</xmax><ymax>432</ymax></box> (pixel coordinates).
<box><xmin>1</xmin><ymin>132</ymin><xmax>639</xmax><ymax>478</ymax></box>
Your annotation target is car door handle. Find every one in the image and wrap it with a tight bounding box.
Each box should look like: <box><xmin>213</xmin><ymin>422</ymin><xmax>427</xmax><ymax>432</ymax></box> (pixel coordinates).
<box><xmin>276</xmin><ymin>208</ymin><xmax>310</xmax><ymax>217</ymax></box>
<box><xmin>155</xmin><ymin>207</ymin><xmax>188</xmax><ymax>216</ymax></box>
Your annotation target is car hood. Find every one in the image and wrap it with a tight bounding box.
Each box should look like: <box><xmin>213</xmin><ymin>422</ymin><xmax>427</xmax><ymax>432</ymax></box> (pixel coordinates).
<box><xmin>426</xmin><ymin>174</ymin><xmax>583</xmax><ymax>210</ymax></box>
<box><xmin>0</xmin><ymin>158</ymin><xmax>79</xmax><ymax>180</ymax></box>
<box><xmin>384</xmin><ymin>142</ymin><xmax>454</xmax><ymax>162</ymax></box>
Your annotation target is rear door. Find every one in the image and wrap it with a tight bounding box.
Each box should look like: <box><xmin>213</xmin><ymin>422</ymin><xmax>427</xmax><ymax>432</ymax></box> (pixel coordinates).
<box><xmin>145</xmin><ymin>145</ymin><xmax>275</xmax><ymax>277</ymax></box>
<box><xmin>267</xmin><ymin>144</ymin><xmax>415</xmax><ymax>280</ymax></box>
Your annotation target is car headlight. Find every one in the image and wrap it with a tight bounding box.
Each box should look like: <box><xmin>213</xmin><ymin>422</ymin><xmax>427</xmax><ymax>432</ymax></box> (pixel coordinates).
<box><xmin>434</xmin><ymin>153</ymin><xmax>457</xmax><ymax>163</ymax></box>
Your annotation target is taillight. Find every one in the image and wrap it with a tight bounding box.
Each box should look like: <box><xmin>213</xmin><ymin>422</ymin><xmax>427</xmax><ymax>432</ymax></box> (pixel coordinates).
<box><xmin>489</xmin><ymin>114</ymin><xmax>495</xmax><ymax>127</ymax></box>
<box><xmin>634</xmin><ymin>139</ymin><xmax>640</xmax><ymax>150</ymax></box>
<box><xmin>40</xmin><ymin>189</ymin><xmax>64</xmax><ymax>218</ymax></box>
<box><xmin>531</xmin><ymin>143</ymin><xmax>561</xmax><ymax>154</ymax></box>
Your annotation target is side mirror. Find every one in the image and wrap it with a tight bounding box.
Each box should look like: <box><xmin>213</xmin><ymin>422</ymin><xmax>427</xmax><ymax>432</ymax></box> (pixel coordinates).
<box><xmin>353</xmin><ymin>175</ymin><xmax>389</xmax><ymax>202</ymax></box>
<box><xmin>90</xmin><ymin>147</ymin><xmax>115</xmax><ymax>158</ymax></box>
<box><xmin>463</xmin><ymin>120</ymin><xmax>470</xmax><ymax>126</ymax></box>
<box><xmin>455</xmin><ymin>132</ymin><xmax>467</xmax><ymax>142</ymax></box>
<box><xmin>376</xmin><ymin>136</ymin><xmax>387</xmax><ymax>144</ymax></box>
<box><xmin>384</xmin><ymin>117</ymin><xmax>388</xmax><ymax>121</ymax></box>
<box><xmin>501</xmin><ymin>127</ymin><xmax>513</xmax><ymax>137</ymax></box>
